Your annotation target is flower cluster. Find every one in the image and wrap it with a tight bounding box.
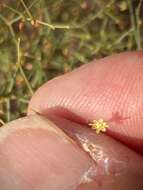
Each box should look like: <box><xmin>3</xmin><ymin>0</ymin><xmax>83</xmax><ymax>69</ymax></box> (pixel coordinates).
<box><xmin>89</xmin><ymin>119</ymin><xmax>109</xmax><ymax>134</ymax></box>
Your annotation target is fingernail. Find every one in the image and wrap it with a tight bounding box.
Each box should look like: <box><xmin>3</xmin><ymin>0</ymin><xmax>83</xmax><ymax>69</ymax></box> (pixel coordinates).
<box><xmin>0</xmin><ymin>115</ymin><xmax>96</xmax><ymax>190</ymax></box>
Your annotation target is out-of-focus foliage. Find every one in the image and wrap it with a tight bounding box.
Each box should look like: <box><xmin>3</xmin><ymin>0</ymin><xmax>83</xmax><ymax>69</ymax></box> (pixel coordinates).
<box><xmin>0</xmin><ymin>0</ymin><xmax>143</xmax><ymax>123</ymax></box>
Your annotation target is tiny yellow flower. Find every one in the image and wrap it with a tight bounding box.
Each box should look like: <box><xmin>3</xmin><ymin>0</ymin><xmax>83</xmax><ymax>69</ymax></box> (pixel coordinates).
<box><xmin>89</xmin><ymin>119</ymin><xmax>109</xmax><ymax>134</ymax></box>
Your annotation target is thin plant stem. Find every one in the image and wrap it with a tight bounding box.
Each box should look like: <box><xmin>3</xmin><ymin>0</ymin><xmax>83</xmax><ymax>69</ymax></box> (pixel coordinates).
<box><xmin>5</xmin><ymin>98</ymin><xmax>10</xmax><ymax>122</ymax></box>
<box><xmin>20</xmin><ymin>0</ymin><xmax>33</xmax><ymax>20</ymax></box>
<box><xmin>135</xmin><ymin>0</ymin><xmax>142</xmax><ymax>50</ymax></box>
<box><xmin>35</xmin><ymin>20</ymin><xmax>70</xmax><ymax>29</ymax></box>
<box><xmin>17</xmin><ymin>38</ymin><xmax>34</xmax><ymax>96</ymax></box>
<box><xmin>114</xmin><ymin>28</ymin><xmax>134</xmax><ymax>45</ymax></box>
<box><xmin>0</xmin><ymin>119</ymin><xmax>5</xmax><ymax>126</ymax></box>
<box><xmin>0</xmin><ymin>14</ymin><xmax>17</xmax><ymax>44</ymax></box>
<box><xmin>128</xmin><ymin>0</ymin><xmax>142</xmax><ymax>50</ymax></box>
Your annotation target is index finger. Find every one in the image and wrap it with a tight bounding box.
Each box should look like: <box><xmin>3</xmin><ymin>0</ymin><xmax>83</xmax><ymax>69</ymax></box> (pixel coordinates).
<box><xmin>28</xmin><ymin>51</ymin><xmax>143</xmax><ymax>154</ymax></box>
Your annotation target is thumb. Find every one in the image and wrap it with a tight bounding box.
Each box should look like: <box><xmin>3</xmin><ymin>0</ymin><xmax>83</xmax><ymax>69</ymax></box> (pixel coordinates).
<box><xmin>0</xmin><ymin>115</ymin><xmax>143</xmax><ymax>189</ymax></box>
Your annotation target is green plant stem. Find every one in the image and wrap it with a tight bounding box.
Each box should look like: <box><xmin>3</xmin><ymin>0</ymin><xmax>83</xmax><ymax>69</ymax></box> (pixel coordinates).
<box><xmin>17</xmin><ymin>38</ymin><xmax>34</xmax><ymax>96</ymax></box>
<box><xmin>135</xmin><ymin>0</ymin><xmax>142</xmax><ymax>50</ymax></box>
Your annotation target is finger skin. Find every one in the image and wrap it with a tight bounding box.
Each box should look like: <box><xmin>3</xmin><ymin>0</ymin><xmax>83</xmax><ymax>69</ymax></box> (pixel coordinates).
<box><xmin>0</xmin><ymin>115</ymin><xmax>95</xmax><ymax>190</ymax></box>
<box><xmin>0</xmin><ymin>115</ymin><xmax>143</xmax><ymax>190</ymax></box>
<box><xmin>28</xmin><ymin>51</ymin><xmax>143</xmax><ymax>154</ymax></box>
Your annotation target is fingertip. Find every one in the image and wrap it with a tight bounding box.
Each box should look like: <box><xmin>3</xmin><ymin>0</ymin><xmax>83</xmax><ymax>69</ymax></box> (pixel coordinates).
<box><xmin>28</xmin><ymin>51</ymin><xmax>143</xmax><ymax>153</ymax></box>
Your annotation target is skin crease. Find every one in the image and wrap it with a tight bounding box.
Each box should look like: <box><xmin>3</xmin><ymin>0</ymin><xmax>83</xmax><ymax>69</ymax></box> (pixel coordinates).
<box><xmin>0</xmin><ymin>52</ymin><xmax>143</xmax><ymax>189</ymax></box>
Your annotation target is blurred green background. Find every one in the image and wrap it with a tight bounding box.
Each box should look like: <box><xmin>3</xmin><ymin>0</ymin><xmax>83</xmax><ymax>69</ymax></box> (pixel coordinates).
<box><xmin>0</xmin><ymin>0</ymin><xmax>143</xmax><ymax>124</ymax></box>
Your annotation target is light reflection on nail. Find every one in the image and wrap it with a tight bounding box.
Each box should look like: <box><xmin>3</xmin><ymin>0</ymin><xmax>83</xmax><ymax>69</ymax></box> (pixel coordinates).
<box><xmin>80</xmin><ymin>166</ymin><xmax>97</xmax><ymax>184</ymax></box>
<box><xmin>76</xmin><ymin>134</ymin><xmax>128</xmax><ymax>178</ymax></box>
